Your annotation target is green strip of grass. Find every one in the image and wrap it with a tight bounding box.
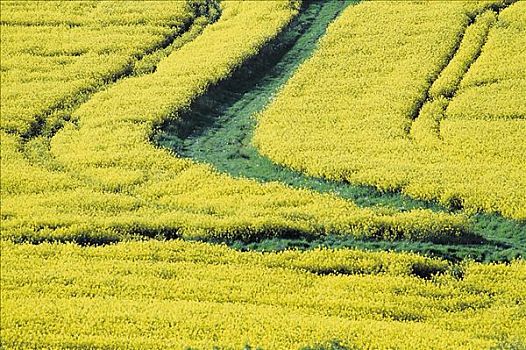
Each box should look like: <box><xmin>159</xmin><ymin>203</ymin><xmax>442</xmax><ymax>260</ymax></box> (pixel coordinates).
<box><xmin>155</xmin><ymin>0</ymin><xmax>525</xmax><ymax>262</ymax></box>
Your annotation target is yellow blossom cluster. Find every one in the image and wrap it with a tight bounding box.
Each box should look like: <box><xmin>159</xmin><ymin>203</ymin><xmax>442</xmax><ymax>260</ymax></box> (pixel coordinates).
<box><xmin>1</xmin><ymin>2</ymin><xmax>525</xmax><ymax>349</ymax></box>
<box><xmin>412</xmin><ymin>9</ymin><xmax>497</xmax><ymax>146</ymax></box>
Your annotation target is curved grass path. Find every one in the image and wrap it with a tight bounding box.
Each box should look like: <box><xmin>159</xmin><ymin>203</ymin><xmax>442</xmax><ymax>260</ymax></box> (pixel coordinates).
<box><xmin>155</xmin><ymin>0</ymin><xmax>525</xmax><ymax>262</ymax></box>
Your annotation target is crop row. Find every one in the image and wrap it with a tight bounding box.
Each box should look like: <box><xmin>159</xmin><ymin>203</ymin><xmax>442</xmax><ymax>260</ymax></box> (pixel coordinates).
<box><xmin>0</xmin><ymin>1</ymin><xmax>203</xmax><ymax>27</ymax></box>
<box><xmin>411</xmin><ymin>9</ymin><xmax>497</xmax><ymax>146</ymax></box>
<box><xmin>0</xmin><ymin>1</ymin><xmax>199</xmax><ymax>136</ymax></box>
<box><xmin>0</xmin><ymin>1</ymin><xmax>475</xmax><ymax>243</ymax></box>
<box><xmin>2</xmin><ymin>240</ymin><xmax>525</xmax><ymax>349</ymax></box>
<box><xmin>254</xmin><ymin>0</ymin><xmax>526</xmax><ymax>220</ymax></box>
<box><xmin>446</xmin><ymin>1</ymin><xmax>526</xmax><ymax>120</ymax></box>
<box><xmin>429</xmin><ymin>10</ymin><xmax>497</xmax><ymax>100</ymax></box>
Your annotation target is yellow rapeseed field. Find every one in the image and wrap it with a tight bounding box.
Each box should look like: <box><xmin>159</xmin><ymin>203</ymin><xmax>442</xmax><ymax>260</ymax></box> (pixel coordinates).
<box><xmin>1</xmin><ymin>1</ymin><xmax>472</xmax><ymax>243</ymax></box>
<box><xmin>1</xmin><ymin>1</ymin><xmax>525</xmax><ymax>349</ymax></box>
<box><xmin>254</xmin><ymin>0</ymin><xmax>526</xmax><ymax>220</ymax></box>
<box><xmin>0</xmin><ymin>1</ymin><xmax>194</xmax><ymax>135</ymax></box>
<box><xmin>2</xmin><ymin>240</ymin><xmax>525</xmax><ymax>349</ymax></box>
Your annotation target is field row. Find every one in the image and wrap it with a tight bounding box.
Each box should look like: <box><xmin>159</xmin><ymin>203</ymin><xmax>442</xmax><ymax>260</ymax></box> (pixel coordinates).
<box><xmin>254</xmin><ymin>0</ymin><xmax>526</xmax><ymax>220</ymax></box>
<box><xmin>411</xmin><ymin>9</ymin><xmax>497</xmax><ymax>145</ymax></box>
<box><xmin>0</xmin><ymin>0</ymin><xmax>207</xmax><ymax>137</ymax></box>
<box><xmin>2</xmin><ymin>240</ymin><xmax>525</xmax><ymax>349</ymax></box>
<box><xmin>1</xmin><ymin>1</ymin><xmax>478</xmax><ymax>244</ymax></box>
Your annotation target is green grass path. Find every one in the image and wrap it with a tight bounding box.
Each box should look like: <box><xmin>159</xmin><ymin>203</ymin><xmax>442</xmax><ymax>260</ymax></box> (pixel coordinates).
<box><xmin>155</xmin><ymin>0</ymin><xmax>525</xmax><ymax>262</ymax></box>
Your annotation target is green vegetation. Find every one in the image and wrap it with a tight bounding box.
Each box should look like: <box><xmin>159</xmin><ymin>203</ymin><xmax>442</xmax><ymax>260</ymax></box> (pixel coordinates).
<box><xmin>2</xmin><ymin>240</ymin><xmax>525</xmax><ymax>349</ymax></box>
<box><xmin>156</xmin><ymin>0</ymin><xmax>525</xmax><ymax>262</ymax></box>
<box><xmin>1</xmin><ymin>0</ymin><xmax>525</xmax><ymax>349</ymax></box>
<box><xmin>254</xmin><ymin>0</ymin><xmax>525</xmax><ymax>220</ymax></box>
